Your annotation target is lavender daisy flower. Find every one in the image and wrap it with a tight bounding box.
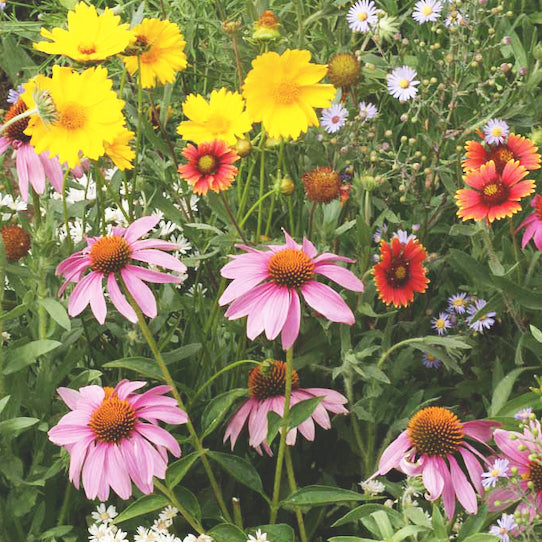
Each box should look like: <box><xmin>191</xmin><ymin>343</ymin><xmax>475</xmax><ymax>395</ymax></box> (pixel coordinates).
<box><xmin>320</xmin><ymin>104</ymin><xmax>348</xmax><ymax>134</ymax></box>
<box><xmin>422</xmin><ymin>353</ymin><xmax>442</xmax><ymax>368</ymax></box>
<box><xmin>387</xmin><ymin>66</ymin><xmax>419</xmax><ymax>101</ymax></box>
<box><xmin>7</xmin><ymin>84</ymin><xmax>24</xmax><ymax>105</ymax></box>
<box><xmin>374</xmin><ymin>223</ymin><xmax>387</xmax><ymax>243</ymax></box>
<box><xmin>467</xmin><ymin>299</ymin><xmax>496</xmax><ymax>333</ymax></box>
<box><xmin>481</xmin><ymin>458</ymin><xmax>510</xmax><ymax>488</ymax></box>
<box><xmin>393</xmin><ymin>229</ymin><xmax>416</xmax><ymax>244</ymax></box>
<box><xmin>448</xmin><ymin>292</ymin><xmax>468</xmax><ymax>314</ymax></box>
<box><xmin>514</xmin><ymin>407</ymin><xmax>532</xmax><ymax>421</ymax></box>
<box><xmin>489</xmin><ymin>513</ymin><xmax>517</xmax><ymax>542</ymax></box>
<box><xmin>347</xmin><ymin>0</ymin><xmax>378</xmax><ymax>33</ymax></box>
<box><xmin>484</xmin><ymin>119</ymin><xmax>509</xmax><ymax>145</ymax></box>
<box><xmin>431</xmin><ymin>312</ymin><xmax>451</xmax><ymax>335</ymax></box>
<box><xmin>359</xmin><ymin>101</ymin><xmax>378</xmax><ymax>121</ymax></box>
<box><xmin>412</xmin><ymin>0</ymin><xmax>443</xmax><ymax>24</ymax></box>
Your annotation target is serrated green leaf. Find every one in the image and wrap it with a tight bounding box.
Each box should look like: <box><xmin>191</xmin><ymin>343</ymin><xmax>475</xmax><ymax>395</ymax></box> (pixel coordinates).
<box><xmin>208</xmin><ymin>451</ymin><xmax>264</xmax><ymax>495</ymax></box>
<box><xmin>166</xmin><ymin>451</ymin><xmax>202</xmax><ymax>489</ymax></box>
<box><xmin>113</xmin><ymin>494</ymin><xmax>169</xmax><ymax>524</ymax></box>
<box><xmin>4</xmin><ymin>340</ymin><xmax>62</xmax><ymax>374</ymax></box>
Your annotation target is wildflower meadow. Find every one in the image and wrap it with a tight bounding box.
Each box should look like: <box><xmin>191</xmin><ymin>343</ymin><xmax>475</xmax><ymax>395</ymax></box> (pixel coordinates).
<box><xmin>2</xmin><ymin>0</ymin><xmax>542</xmax><ymax>540</ymax></box>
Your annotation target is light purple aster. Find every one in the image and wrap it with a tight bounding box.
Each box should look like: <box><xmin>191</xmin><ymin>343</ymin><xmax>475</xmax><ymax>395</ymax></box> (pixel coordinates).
<box><xmin>358</xmin><ymin>101</ymin><xmax>378</xmax><ymax>121</ymax></box>
<box><xmin>431</xmin><ymin>312</ymin><xmax>451</xmax><ymax>336</ymax></box>
<box><xmin>7</xmin><ymin>84</ymin><xmax>25</xmax><ymax>105</ymax></box>
<box><xmin>467</xmin><ymin>299</ymin><xmax>496</xmax><ymax>333</ymax></box>
<box><xmin>489</xmin><ymin>513</ymin><xmax>517</xmax><ymax>542</ymax></box>
<box><xmin>392</xmin><ymin>229</ymin><xmax>416</xmax><ymax>244</ymax></box>
<box><xmin>320</xmin><ymin>104</ymin><xmax>348</xmax><ymax>134</ymax></box>
<box><xmin>373</xmin><ymin>223</ymin><xmax>387</xmax><ymax>243</ymax></box>
<box><xmin>347</xmin><ymin>0</ymin><xmax>378</xmax><ymax>33</ymax></box>
<box><xmin>448</xmin><ymin>292</ymin><xmax>468</xmax><ymax>314</ymax></box>
<box><xmin>422</xmin><ymin>352</ymin><xmax>442</xmax><ymax>368</ymax></box>
<box><xmin>514</xmin><ymin>407</ymin><xmax>532</xmax><ymax>421</ymax></box>
<box><xmin>484</xmin><ymin>119</ymin><xmax>509</xmax><ymax>145</ymax></box>
<box><xmin>412</xmin><ymin>0</ymin><xmax>443</xmax><ymax>24</ymax></box>
<box><xmin>387</xmin><ymin>66</ymin><xmax>419</xmax><ymax>101</ymax></box>
<box><xmin>481</xmin><ymin>458</ymin><xmax>510</xmax><ymax>488</ymax></box>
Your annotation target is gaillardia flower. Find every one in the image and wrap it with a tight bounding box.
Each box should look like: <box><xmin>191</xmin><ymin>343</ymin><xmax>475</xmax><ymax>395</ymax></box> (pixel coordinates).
<box><xmin>372</xmin><ymin>406</ymin><xmax>497</xmax><ymax>518</ymax></box>
<box><xmin>56</xmin><ymin>215</ymin><xmax>186</xmax><ymax>324</ymax></box>
<box><xmin>373</xmin><ymin>236</ymin><xmax>429</xmax><ymax>308</ymax></box>
<box><xmin>178</xmin><ymin>140</ymin><xmax>238</xmax><ymax>195</ymax></box>
<box><xmin>48</xmin><ymin>380</ymin><xmax>187</xmax><ymax>500</ymax></box>
<box><xmin>22</xmin><ymin>66</ymin><xmax>126</xmax><ymax>168</ymax></box>
<box><xmin>456</xmin><ymin>160</ymin><xmax>535</xmax><ymax>223</ymax></box>
<box><xmin>123</xmin><ymin>18</ymin><xmax>187</xmax><ymax>88</ymax></box>
<box><xmin>177</xmin><ymin>88</ymin><xmax>253</xmax><ymax>146</ymax></box>
<box><xmin>242</xmin><ymin>49</ymin><xmax>336</xmax><ymax>140</ymax></box>
<box><xmin>252</xmin><ymin>10</ymin><xmax>281</xmax><ymax>41</ymax></box>
<box><xmin>463</xmin><ymin>133</ymin><xmax>541</xmax><ymax>173</ymax></box>
<box><xmin>219</xmin><ymin>231</ymin><xmax>364</xmax><ymax>349</ymax></box>
<box><xmin>33</xmin><ymin>2</ymin><xmax>132</xmax><ymax>63</ymax></box>
<box><xmin>0</xmin><ymin>97</ymin><xmax>63</xmax><ymax>201</ymax></box>
<box><xmin>224</xmin><ymin>360</ymin><xmax>348</xmax><ymax>454</ymax></box>
<box><xmin>516</xmin><ymin>194</ymin><xmax>542</xmax><ymax>250</ymax></box>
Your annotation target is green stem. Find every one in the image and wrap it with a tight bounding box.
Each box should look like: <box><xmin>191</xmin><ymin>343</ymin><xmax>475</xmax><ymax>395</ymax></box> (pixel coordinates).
<box><xmin>239</xmin><ymin>189</ymin><xmax>275</xmax><ymax>228</ymax></box>
<box><xmin>31</xmin><ymin>189</ymin><xmax>41</xmax><ymax>229</ymax></box>
<box><xmin>232</xmin><ymin>497</ymin><xmax>243</xmax><ymax>530</ymax></box>
<box><xmin>219</xmin><ymin>192</ymin><xmax>248</xmax><ymax>244</ymax></box>
<box><xmin>0</xmin><ymin>107</ymin><xmax>38</xmax><ymax>136</ymax></box>
<box><xmin>155</xmin><ymin>480</ymin><xmax>205</xmax><ymax>534</ymax></box>
<box><xmin>344</xmin><ymin>376</ymin><xmax>366</xmax><ymax>463</ymax></box>
<box><xmin>61</xmin><ymin>172</ymin><xmax>73</xmax><ymax>253</ymax></box>
<box><xmin>307</xmin><ymin>201</ymin><xmax>317</xmax><ymax>240</ymax></box>
<box><xmin>130</xmin><ymin>56</ymin><xmax>144</xmax><ymax>220</ymax></box>
<box><xmin>264</xmin><ymin>192</ymin><xmax>276</xmax><ymax>237</ymax></box>
<box><xmin>510</xmin><ymin>217</ymin><xmax>523</xmax><ymax>282</ymax></box>
<box><xmin>284</xmin><ymin>447</ymin><xmax>308</xmax><ymax>542</ymax></box>
<box><xmin>123</xmin><ymin>284</ymin><xmax>232</xmax><ymax>522</ymax></box>
<box><xmin>376</xmin><ymin>338</ymin><xmax>424</xmax><ymax>370</ymax></box>
<box><xmin>269</xmin><ymin>347</ymin><xmax>294</xmax><ymax>524</ymax></box>
<box><xmin>257</xmin><ymin>139</ymin><xmax>266</xmax><ymax>240</ymax></box>
<box><xmin>57</xmin><ymin>483</ymin><xmax>72</xmax><ymax>526</ymax></box>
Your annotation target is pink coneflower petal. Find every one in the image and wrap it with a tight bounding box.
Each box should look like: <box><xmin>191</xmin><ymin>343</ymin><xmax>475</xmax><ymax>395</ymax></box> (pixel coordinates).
<box><xmin>58</xmin><ymin>387</ymin><xmax>82</xmax><ymax>410</ymax></box>
<box><xmin>124</xmin><ymin>215</ymin><xmax>160</xmax><ymax>244</ymax></box>
<box><xmin>263</xmin><ymin>287</ymin><xmax>290</xmax><ymax>340</ymax></box>
<box><xmin>459</xmin><ymin>447</ymin><xmax>484</xmax><ymax>495</ymax></box>
<box><xmin>125</xmin><ymin>264</ymin><xmax>183</xmax><ymax>284</ymax></box>
<box><xmin>248</xmin><ymin>399</ymin><xmax>270</xmax><ymax>447</ymax></box>
<box><xmin>449</xmin><ymin>455</ymin><xmax>477</xmax><ymax>513</ymax></box>
<box><xmin>281</xmin><ymin>290</ymin><xmax>301</xmax><ymax>349</ymax></box>
<box><xmin>0</xmin><ymin>137</ymin><xmax>10</xmax><ymax>154</ymax></box>
<box><xmin>82</xmin><ymin>442</ymin><xmax>107</xmax><ymax>499</ymax></box>
<box><xmin>301</xmin><ymin>281</ymin><xmax>355</xmax><ymax>324</ymax></box>
<box><xmin>377</xmin><ymin>430</ymin><xmax>411</xmax><ymax>474</ymax></box>
<box><xmin>130</xmin><ymin>249</ymin><xmax>187</xmax><ymax>272</ymax></box>
<box><xmin>135</xmin><ymin>422</ymin><xmax>181</xmax><ymax>456</ymax></box>
<box><xmin>107</xmin><ymin>274</ymin><xmax>138</xmax><ymax>323</ymax></box>
<box><xmin>439</xmin><ymin>458</ymin><xmax>456</xmax><ymax>519</ymax></box>
<box><xmin>121</xmin><ymin>268</ymin><xmax>157</xmax><ymax>318</ymax></box>
<box><xmin>68</xmin><ymin>271</ymin><xmax>101</xmax><ymax>317</ymax></box>
<box><xmin>224</xmin><ymin>399</ymin><xmax>255</xmax><ymax>449</ymax></box>
<box><xmin>422</xmin><ymin>456</ymin><xmax>444</xmax><ymax>500</ymax></box>
<box><xmin>40</xmin><ymin>151</ymin><xmax>63</xmax><ymax>193</ymax></box>
<box><xmin>219</xmin><ymin>272</ymin><xmax>270</xmax><ymax>305</ymax></box>
<box><xmin>314</xmin><ymin>263</ymin><xmax>365</xmax><ymax>291</ymax></box>
<box><xmin>89</xmin><ymin>274</ymin><xmax>107</xmax><ymax>324</ymax></box>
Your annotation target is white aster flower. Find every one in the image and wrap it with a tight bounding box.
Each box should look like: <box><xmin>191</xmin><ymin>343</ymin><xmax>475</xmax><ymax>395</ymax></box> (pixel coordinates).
<box><xmin>247</xmin><ymin>529</ymin><xmax>269</xmax><ymax>542</ymax></box>
<box><xmin>320</xmin><ymin>103</ymin><xmax>348</xmax><ymax>134</ymax></box>
<box><xmin>182</xmin><ymin>536</ymin><xmax>213</xmax><ymax>542</ymax></box>
<box><xmin>108</xmin><ymin>529</ymin><xmax>128</xmax><ymax>542</ymax></box>
<box><xmin>88</xmin><ymin>523</ymin><xmax>113</xmax><ymax>542</ymax></box>
<box><xmin>412</xmin><ymin>0</ymin><xmax>443</xmax><ymax>24</ymax></box>
<box><xmin>0</xmin><ymin>194</ymin><xmax>26</xmax><ymax>221</ymax></box>
<box><xmin>347</xmin><ymin>0</ymin><xmax>378</xmax><ymax>32</ymax></box>
<box><xmin>482</xmin><ymin>458</ymin><xmax>510</xmax><ymax>488</ymax></box>
<box><xmin>358</xmin><ymin>101</ymin><xmax>378</xmax><ymax>121</ymax></box>
<box><xmin>91</xmin><ymin>504</ymin><xmax>118</xmax><ymax>525</ymax></box>
<box><xmin>104</xmin><ymin>203</ymin><xmax>130</xmax><ymax>226</ymax></box>
<box><xmin>151</xmin><ymin>518</ymin><xmax>173</xmax><ymax>534</ymax></box>
<box><xmin>1</xmin><ymin>331</ymin><xmax>10</xmax><ymax>342</ymax></box>
<box><xmin>484</xmin><ymin>119</ymin><xmax>509</xmax><ymax>145</ymax></box>
<box><xmin>387</xmin><ymin>66</ymin><xmax>419</xmax><ymax>101</ymax></box>
<box><xmin>159</xmin><ymin>506</ymin><xmax>179</xmax><ymax>521</ymax></box>
<box><xmin>134</xmin><ymin>527</ymin><xmax>161</xmax><ymax>542</ymax></box>
<box><xmin>360</xmin><ymin>479</ymin><xmax>385</xmax><ymax>495</ymax></box>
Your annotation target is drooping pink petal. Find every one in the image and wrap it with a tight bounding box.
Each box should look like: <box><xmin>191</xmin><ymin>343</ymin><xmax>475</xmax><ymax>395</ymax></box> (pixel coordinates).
<box><xmin>459</xmin><ymin>446</ymin><xmax>484</xmax><ymax>495</ymax></box>
<box><xmin>438</xmin><ymin>456</ymin><xmax>456</xmax><ymax>519</ymax></box>
<box><xmin>121</xmin><ymin>268</ymin><xmax>157</xmax><ymax>318</ymax></box>
<box><xmin>107</xmin><ymin>274</ymin><xmax>137</xmax><ymax>323</ymax></box>
<box><xmin>377</xmin><ymin>431</ymin><xmax>411</xmax><ymax>475</ymax></box>
<box><xmin>0</xmin><ymin>137</ymin><xmax>11</xmax><ymax>154</ymax></box>
<box><xmin>130</xmin><ymin>249</ymin><xmax>187</xmax><ymax>273</ymax></box>
<box><xmin>82</xmin><ymin>442</ymin><xmax>108</xmax><ymax>500</ymax></box>
<box><xmin>248</xmin><ymin>399</ymin><xmax>271</xmax><ymax>448</ymax></box>
<box><xmin>263</xmin><ymin>286</ymin><xmax>290</xmax><ymax>340</ymax></box>
<box><xmin>123</xmin><ymin>215</ymin><xmax>161</xmax><ymax>244</ymax></box>
<box><xmin>281</xmin><ymin>290</ymin><xmax>301</xmax><ymax>350</ymax></box>
<box><xmin>448</xmin><ymin>454</ymin><xmax>477</xmax><ymax>514</ymax></box>
<box><xmin>136</xmin><ymin>422</ymin><xmax>181</xmax><ymax>456</ymax></box>
<box><xmin>219</xmin><ymin>272</ymin><xmax>269</xmax><ymax>305</ymax></box>
<box><xmin>39</xmin><ymin>151</ymin><xmax>63</xmax><ymax>193</ymax></box>
<box><xmin>301</xmin><ymin>281</ymin><xmax>355</xmax><ymax>324</ymax></box>
<box><xmin>124</xmin><ymin>264</ymin><xmax>184</xmax><ymax>284</ymax></box>
<box><xmin>106</xmin><ymin>443</ymin><xmax>132</xmax><ymax>500</ymax></box>
<box><xmin>422</xmin><ymin>456</ymin><xmax>445</xmax><ymax>500</ymax></box>
<box><xmin>67</xmin><ymin>271</ymin><xmax>100</xmax><ymax>317</ymax></box>
<box><xmin>224</xmin><ymin>399</ymin><xmax>255</xmax><ymax>449</ymax></box>
<box><xmin>130</xmin><ymin>238</ymin><xmax>182</xmax><ymax>252</ymax></box>
<box><xmin>313</xmin><ymin>263</ymin><xmax>364</xmax><ymax>292</ymax></box>
<box><xmin>114</xmin><ymin>380</ymin><xmax>147</xmax><ymax>399</ymax></box>
<box><xmin>88</xmin><ymin>273</ymin><xmax>106</xmax><ymax>324</ymax></box>
<box><xmin>224</xmin><ymin>283</ymin><xmax>275</xmax><ymax>319</ymax></box>
<box><xmin>462</xmin><ymin>420</ymin><xmax>498</xmax><ymax>442</ymax></box>
<box><xmin>68</xmin><ymin>434</ymin><xmax>94</xmax><ymax>487</ymax></box>
<box><xmin>48</xmin><ymin>423</ymin><xmax>94</xmax><ymax>445</ymax></box>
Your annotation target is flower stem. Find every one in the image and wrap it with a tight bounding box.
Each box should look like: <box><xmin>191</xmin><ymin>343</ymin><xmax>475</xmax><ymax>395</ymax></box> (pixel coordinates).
<box><xmin>219</xmin><ymin>192</ymin><xmax>248</xmax><ymax>244</ymax></box>
<box><xmin>239</xmin><ymin>189</ymin><xmax>275</xmax><ymax>228</ymax></box>
<box><xmin>269</xmin><ymin>346</ymin><xmax>294</xmax><ymax>524</ymax></box>
<box><xmin>0</xmin><ymin>107</ymin><xmax>38</xmax><ymax>136</ymax></box>
<box><xmin>129</xmin><ymin>56</ymin><xmax>144</xmax><ymax>220</ymax></box>
<box><xmin>124</xmin><ymin>285</ymin><xmax>232</xmax><ymax>522</ymax></box>
<box><xmin>62</xmin><ymin>172</ymin><xmax>73</xmax><ymax>253</ymax></box>
<box><xmin>257</xmin><ymin>138</ymin><xmax>266</xmax><ymax>240</ymax></box>
<box><xmin>284</xmin><ymin>447</ymin><xmax>308</xmax><ymax>542</ymax></box>
<box><xmin>154</xmin><ymin>480</ymin><xmax>205</xmax><ymax>534</ymax></box>
<box><xmin>307</xmin><ymin>201</ymin><xmax>317</xmax><ymax>241</ymax></box>
<box><xmin>232</xmin><ymin>497</ymin><xmax>243</xmax><ymax>529</ymax></box>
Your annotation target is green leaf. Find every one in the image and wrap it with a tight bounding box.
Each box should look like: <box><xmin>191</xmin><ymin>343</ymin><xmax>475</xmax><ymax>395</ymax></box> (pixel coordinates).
<box><xmin>38</xmin><ymin>299</ymin><xmax>71</xmax><ymax>331</ymax></box>
<box><xmin>40</xmin><ymin>525</ymin><xmax>73</xmax><ymax>540</ymax></box>
<box><xmin>0</xmin><ymin>395</ymin><xmax>10</xmax><ymax>415</ymax></box>
<box><xmin>208</xmin><ymin>451</ymin><xmax>264</xmax><ymax>495</ymax></box>
<box><xmin>113</xmin><ymin>494</ymin><xmax>169</xmax><ymax>524</ymax></box>
<box><xmin>489</xmin><ymin>367</ymin><xmax>534</xmax><ymax>417</ymax></box>
<box><xmin>431</xmin><ymin>504</ymin><xmax>448</xmax><ymax>540</ymax></box>
<box><xmin>282</xmin><ymin>485</ymin><xmax>366</xmax><ymax>509</ymax></box>
<box><xmin>287</xmin><ymin>396</ymin><xmax>324</xmax><ymax>429</ymax></box>
<box><xmin>530</xmin><ymin>324</ymin><xmax>542</xmax><ymax>344</ymax></box>
<box><xmin>162</xmin><ymin>343</ymin><xmax>202</xmax><ymax>364</ymax></box>
<box><xmin>266</xmin><ymin>410</ymin><xmax>282</xmax><ymax>444</ymax></box>
<box><xmin>391</xmin><ymin>525</ymin><xmax>426</xmax><ymax>542</ymax></box>
<box><xmin>103</xmin><ymin>357</ymin><xmax>164</xmax><ymax>380</ymax></box>
<box><xmin>0</xmin><ymin>417</ymin><xmax>39</xmax><ymax>436</ymax></box>
<box><xmin>175</xmin><ymin>486</ymin><xmax>200</xmax><ymax>519</ymax></box>
<box><xmin>0</xmin><ymin>303</ymin><xmax>28</xmax><ymax>322</ymax></box>
<box><xmin>492</xmin><ymin>276</ymin><xmax>542</xmax><ymax>310</ymax></box>
<box><xmin>448</xmin><ymin>249</ymin><xmax>493</xmax><ymax>288</ymax></box>
<box><xmin>207</xmin><ymin>523</ymin><xmax>246</xmax><ymax>542</ymax></box>
<box><xmin>332</xmin><ymin>504</ymin><xmax>401</xmax><ymax>527</ymax></box>
<box><xmin>458</xmin><ymin>505</ymin><xmax>488</xmax><ymax>541</ymax></box>
<box><xmin>496</xmin><ymin>391</ymin><xmax>539</xmax><ymax>417</ymax></box>
<box><xmin>3</xmin><ymin>340</ymin><xmax>62</xmax><ymax>374</ymax></box>
<box><xmin>328</xmin><ymin>538</ymin><xmax>375</xmax><ymax>542</ymax></box>
<box><xmin>371</xmin><ymin>510</ymin><xmax>393</xmax><ymax>539</ymax></box>
<box><xmin>166</xmin><ymin>451</ymin><xmax>202</xmax><ymax>489</ymax></box>
<box><xmin>201</xmin><ymin>388</ymin><xmax>247</xmax><ymax>438</ymax></box>
<box><xmin>460</xmin><ymin>535</ymin><xmax>498</xmax><ymax>542</ymax></box>
<box><xmin>250</xmin><ymin>524</ymin><xmax>294</xmax><ymax>542</ymax></box>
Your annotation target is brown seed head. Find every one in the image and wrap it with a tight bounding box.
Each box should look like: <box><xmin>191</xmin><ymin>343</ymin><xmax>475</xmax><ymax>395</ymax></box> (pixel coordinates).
<box><xmin>1</xmin><ymin>225</ymin><xmax>31</xmax><ymax>262</ymax></box>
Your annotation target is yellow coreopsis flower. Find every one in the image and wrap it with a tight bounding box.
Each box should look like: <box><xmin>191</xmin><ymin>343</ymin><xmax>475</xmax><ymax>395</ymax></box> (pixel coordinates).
<box><xmin>104</xmin><ymin>127</ymin><xmax>135</xmax><ymax>170</ymax></box>
<box><xmin>177</xmin><ymin>88</ymin><xmax>253</xmax><ymax>145</ymax></box>
<box><xmin>33</xmin><ymin>2</ymin><xmax>132</xmax><ymax>63</ymax></box>
<box><xmin>22</xmin><ymin>66</ymin><xmax>126</xmax><ymax>168</ymax></box>
<box><xmin>242</xmin><ymin>49</ymin><xmax>336</xmax><ymax>140</ymax></box>
<box><xmin>122</xmin><ymin>18</ymin><xmax>187</xmax><ymax>88</ymax></box>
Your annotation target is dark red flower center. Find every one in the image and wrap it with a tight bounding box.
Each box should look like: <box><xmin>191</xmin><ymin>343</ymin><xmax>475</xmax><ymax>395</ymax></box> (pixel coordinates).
<box><xmin>407</xmin><ymin>406</ymin><xmax>463</xmax><ymax>457</ymax></box>
<box><xmin>526</xmin><ymin>461</ymin><xmax>542</xmax><ymax>492</ymax></box>
<box><xmin>385</xmin><ymin>258</ymin><xmax>410</xmax><ymax>287</ymax></box>
<box><xmin>332</xmin><ymin>115</ymin><xmax>340</xmax><ymax>123</ymax></box>
<box><xmin>197</xmin><ymin>154</ymin><xmax>218</xmax><ymax>175</ymax></box>
<box><xmin>481</xmin><ymin>180</ymin><xmax>509</xmax><ymax>206</ymax></box>
<box><xmin>88</xmin><ymin>387</ymin><xmax>136</xmax><ymax>443</ymax></box>
<box><xmin>248</xmin><ymin>360</ymin><xmax>300</xmax><ymax>400</ymax></box>
<box><xmin>3</xmin><ymin>98</ymin><xmax>31</xmax><ymax>143</ymax></box>
<box><xmin>488</xmin><ymin>145</ymin><xmax>515</xmax><ymax>173</ymax></box>
<box><xmin>90</xmin><ymin>235</ymin><xmax>131</xmax><ymax>274</ymax></box>
<box><xmin>267</xmin><ymin>248</ymin><xmax>314</xmax><ymax>288</ymax></box>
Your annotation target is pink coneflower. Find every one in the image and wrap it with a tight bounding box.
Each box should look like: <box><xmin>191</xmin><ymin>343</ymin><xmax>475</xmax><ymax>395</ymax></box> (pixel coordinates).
<box><xmin>218</xmin><ymin>231</ymin><xmax>364</xmax><ymax>349</ymax></box>
<box><xmin>48</xmin><ymin>380</ymin><xmax>187</xmax><ymax>500</ymax></box>
<box><xmin>372</xmin><ymin>406</ymin><xmax>498</xmax><ymax>518</ymax></box>
<box><xmin>0</xmin><ymin>97</ymin><xmax>63</xmax><ymax>201</ymax></box>
<box><xmin>224</xmin><ymin>360</ymin><xmax>348</xmax><ymax>454</ymax></box>
<box><xmin>516</xmin><ymin>194</ymin><xmax>542</xmax><ymax>250</ymax></box>
<box><xmin>56</xmin><ymin>215</ymin><xmax>187</xmax><ymax>324</ymax></box>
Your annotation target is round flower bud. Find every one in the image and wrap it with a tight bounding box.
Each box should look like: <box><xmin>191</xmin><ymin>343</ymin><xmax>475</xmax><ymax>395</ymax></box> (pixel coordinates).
<box><xmin>327</xmin><ymin>53</ymin><xmax>362</xmax><ymax>88</ymax></box>
<box><xmin>278</xmin><ymin>176</ymin><xmax>295</xmax><ymax>196</ymax></box>
<box><xmin>235</xmin><ymin>138</ymin><xmax>252</xmax><ymax>158</ymax></box>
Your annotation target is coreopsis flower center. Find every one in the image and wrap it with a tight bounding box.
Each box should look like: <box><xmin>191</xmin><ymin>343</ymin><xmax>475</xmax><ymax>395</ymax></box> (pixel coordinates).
<box><xmin>399</xmin><ymin>79</ymin><xmax>410</xmax><ymax>89</ymax></box>
<box><xmin>197</xmin><ymin>154</ymin><xmax>217</xmax><ymax>174</ymax></box>
<box><xmin>78</xmin><ymin>41</ymin><xmax>97</xmax><ymax>55</ymax></box>
<box><xmin>1</xmin><ymin>225</ymin><xmax>31</xmax><ymax>262</ymax></box>
<box><xmin>3</xmin><ymin>98</ymin><xmax>31</xmax><ymax>143</ymax></box>
<box><xmin>422</xmin><ymin>6</ymin><xmax>433</xmax><ymax>15</ymax></box>
<box><xmin>267</xmin><ymin>248</ymin><xmax>315</xmax><ymax>288</ymax></box>
<box><xmin>358</xmin><ymin>11</ymin><xmax>368</xmax><ymax>21</ymax></box>
<box><xmin>526</xmin><ymin>461</ymin><xmax>542</xmax><ymax>492</ymax></box>
<box><xmin>386</xmin><ymin>259</ymin><xmax>409</xmax><ymax>287</ymax></box>
<box><xmin>407</xmin><ymin>406</ymin><xmax>464</xmax><ymax>457</ymax></box>
<box><xmin>90</xmin><ymin>235</ymin><xmax>131</xmax><ymax>274</ymax></box>
<box><xmin>489</xmin><ymin>145</ymin><xmax>515</xmax><ymax>173</ymax></box>
<box><xmin>88</xmin><ymin>390</ymin><xmax>136</xmax><ymax>444</ymax></box>
<box><xmin>59</xmin><ymin>102</ymin><xmax>87</xmax><ymax>130</ymax></box>
<box><xmin>481</xmin><ymin>180</ymin><xmax>508</xmax><ymax>205</ymax></box>
<box><xmin>274</xmin><ymin>81</ymin><xmax>300</xmax><ymax>105</ymax></box>
<box><xmin>248</xmin><ymin>360</ymin><xmax>300</xmax><ymax>400</ymax></box>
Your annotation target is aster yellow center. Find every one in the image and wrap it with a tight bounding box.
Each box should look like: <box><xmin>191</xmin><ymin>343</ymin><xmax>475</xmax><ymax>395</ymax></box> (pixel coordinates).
<box><xmin>78</xmin><ymin>41</ymin><xmax>97</xmax><ymax>55</ymax></box>
<box><xmin>88</xmin><ymin>387</ymin><xmax>136</xmax><ymax>444</ymax></box>
<box><xmin>248</xmin><ymin>360</ymin><xmax>300</xmax><ymax>400</ymax></box>
<box><xmin>422</xmin><ymin>5</ymin><xmax>433</xmax><ymax>15</ymax></box>
<box><xmin>399</xmin><ymin>79</ymin><xmax>410</xmax><ymax>89</ymax></box>
<box><xmin>453</xmin><ymin>299</ymin><xmax>464</xmax><ymax>307</ymax></box>
<box><xmin>491</xmin><ymin>127</ymin><xmax>503</xmax><ymax>137</ymax></box>
<box><xmin>358</xmin><ymin>11</ymin><xmax>368</xmax><ymax>21</ymax></box>
<box><xmin>407</xmin><ymin>406</ymin><xmax>464</xmax><ymax>458</ymax></box>
<box><xmin>59</xmin><ymin>102</ymin><xmax>87</xmax><ymax>130</ymax></box>
<box><xmin>436</xmin><ymin>318</ymin><xmax>445</xmax><ymax>329</ymax></box>
<box><xmin>197</xmin><ymin>154</ymin><xmax>217</xmax><ymax>174</ymax></box>
<box><xmin>274</xmin><ymin>81</ymin><xmax>300</xmax><ymax>105</ymax></box>
<box><xmin>267</xmin><ymin>248</ymin><xmax>314</xmax><ymax>288</ymax></box>
<box><xmin>90</xmin><ymin>235</ymin><xmax>131</xmax><ymax>274</ymax></box>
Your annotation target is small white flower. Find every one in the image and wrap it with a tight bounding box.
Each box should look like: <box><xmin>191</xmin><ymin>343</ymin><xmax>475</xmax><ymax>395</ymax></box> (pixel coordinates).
<box><xmin>320</xmin><ymin>103</ymin><xmax>348</xmax><ymax>134</ymax></box>
<box><xmin>247</xmin><ymin>529</ymin><xmax>269</xmax><ymax>542</ymax></box>
<box><xmin>482</xmin><ymin>458</ymin><xmax>510</xmax><ymax>488</ymax></box>
<box><xmin>358</xmin><ymin>101</ymin><xmax>378</xmax><ymax>121</ymax></box>
<box><xmin>91</xmin><ymin>504</ymin><xmax>118</xmax><ymax>525</ymax></box>
<box><xmin>104</xmin><ymin>203</ymin><xmax>130</xmax><ymax>226</ymax></box>
<box><xmin>387</xmin><ymin>66</ymin><xmax>419</xmax><ymax>101</ymax></box>
<box><xmin>152</xmin><ymin>518</ymin><xmax>173</xmax><ymax>534</ymax></box>
<box><xmin>347</xmin><ymin>0</ymin><xmax>378</xmax><ymax>32</ymax></box>
<box><xmin>108</xmin><ymin>529</ymin><xmax>128</xmax><ymax>542</ymax></box>
<box><xmin>1</xmin><ymin>331</ymin><xmax>10</xmax><ymax>342</ymax></box>
<box><xmin>159</xmin><ymin>506</ymin><xmax>179</xmax><ymax>521</ymax></box>
<box><xmin>169</xmin><ymin>234</ymin><xmax>192</xmax><ymax>255</ymax></box>
<box><xmin>0</xmin><ymin>194</ymin><xmax>26</xmax><ymax>221</ymax></box>
<box><xmin>412</xmin><ymin>0</ymin><xmax>443</xmax><ymax>24</ymax></box>
<box><xmin>484</xmin><ymin>119</ymin><xmax>509</xmax><ymax>145</ymax></box>
<box><xmin>393</xmin><ymin>229</ymin><xmax>417</xmax><ymax>244</ymax></box>
<box><xmin>182</xmin><ymin>536</ymin><xmax>213</xmax><ymax>542</ymax></box>
<box><xmin>360</xmin><ymin>479</ymin><xmax>385</xmax><ymax>495</ymax></box>
<box><xmin>88</xmin><ymin>523</ymin><xmax>113</xmax><ymax>542</ymax></box>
